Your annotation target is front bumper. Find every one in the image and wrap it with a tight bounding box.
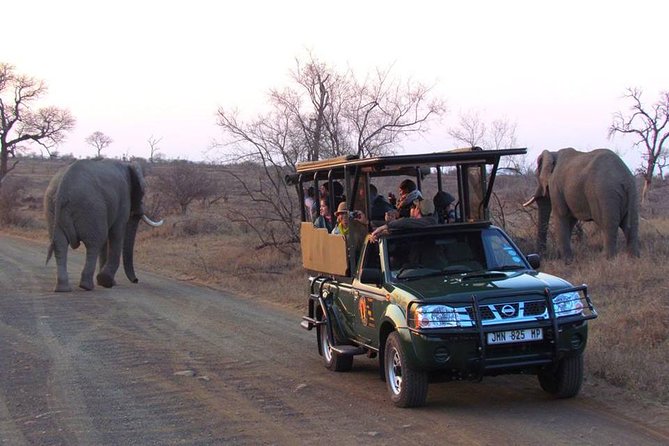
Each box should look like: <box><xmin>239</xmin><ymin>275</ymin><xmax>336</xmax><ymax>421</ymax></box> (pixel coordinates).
<box><xmin>400</xmin><ymin>285</ymin><xmax>597</xmax><ymax>378</ymax></box>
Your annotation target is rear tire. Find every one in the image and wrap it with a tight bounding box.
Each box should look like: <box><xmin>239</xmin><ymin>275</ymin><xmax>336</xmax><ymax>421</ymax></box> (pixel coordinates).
<box><xmin>538</xmin><ymin>353</ymin><xmax>583</xmax><ymax>398</ymax></box>
<box><xmin>384</xmin><ymin>332</ymin><xmax>428</xmax><ymax>407</ymax></box>
<box><xmin>318</xmin><ymin>322</ymin><xmax>353</xmax><ymax>372</ymax></box>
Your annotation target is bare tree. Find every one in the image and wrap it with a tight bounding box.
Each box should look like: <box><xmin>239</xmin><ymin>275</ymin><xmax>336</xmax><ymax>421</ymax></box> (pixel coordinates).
<box><xmin>449</xmin><ymin>111</ymin><xmax>527</xmax><ymax>173</ymax></box>
<box><xmin>214</xmin><ymin>54</ymin><xmax>445</xmax><ymax>248</ymax></box>
<box><xmin>153</xmin><ymin>161</ymin><xmax>219</xmax><ymax>214</ymax></box>
<box><xmin>85</xmin><ymin>131</ymin><xmax>113</xmax><ymax>158</ymax></box>
<box><xmin>0</xmin><ymin>63</ymin><xmax>75</xmax><ymax>187</ymax></box>
<box><xmin>147</xmin><ymin>135</ymin><xmax>163</xmax><ymax>162</ymax></box>
<box><xmin>448</xmin><ymin>110</ymin><xmax>487</xmax><ymax>147</ymax></box>
<box><xmin>609</xmin><ymin>88</ymin><xmax>669</xmax><ymax>202</ymax></box>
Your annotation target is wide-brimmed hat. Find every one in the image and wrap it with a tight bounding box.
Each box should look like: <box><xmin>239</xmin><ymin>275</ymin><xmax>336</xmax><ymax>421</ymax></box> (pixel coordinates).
<box><xmin>413</xmin><ymin>197</ymin><xmax>435</xmax><ymax>216</ymax></box>
<box><xmin>334</xmin><ymin>202</ymin><xmax>348</xmax><ymax>215</ymax></box>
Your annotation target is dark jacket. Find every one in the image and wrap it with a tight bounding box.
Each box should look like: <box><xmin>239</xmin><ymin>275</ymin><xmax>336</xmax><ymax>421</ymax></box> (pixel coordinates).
<box><xmin>313</xmin><ymin>215</ymin><xmax>334</xmax><ymax>232</ymax></box>
<box><xmin>370</xmin><ymin>195</ymin><xmax>395</xmax><ymax>221</ymax></box>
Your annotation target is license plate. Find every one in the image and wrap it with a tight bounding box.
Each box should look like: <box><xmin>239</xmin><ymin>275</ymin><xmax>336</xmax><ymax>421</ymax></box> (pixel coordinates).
<box><xmin>487</xmin><ymin>328</ymin><xmax>543</xmax><ymax>345</ymax></box>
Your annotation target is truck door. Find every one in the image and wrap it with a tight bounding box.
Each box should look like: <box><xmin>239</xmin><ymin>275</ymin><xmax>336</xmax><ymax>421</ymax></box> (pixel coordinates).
<box><xmin>351</xmin><ymin>241</ymin><xmax>387</xmax><ymax>348</ymax></box>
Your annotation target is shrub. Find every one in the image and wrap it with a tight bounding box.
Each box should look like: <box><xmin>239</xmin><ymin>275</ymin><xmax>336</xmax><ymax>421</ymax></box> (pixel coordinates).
<box><xmin>0</xmin><ymin>179</ymin><xmax>25</xmax><ymax>226</ymax></box>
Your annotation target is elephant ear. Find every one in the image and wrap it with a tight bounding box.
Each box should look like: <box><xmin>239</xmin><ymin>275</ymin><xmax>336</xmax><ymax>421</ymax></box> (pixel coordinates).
<box><xmin>536</xmin><ymin>150</ymin><xmax>556</xmax><ymax>197</ymax></box>
<box><xmin>128</xmin><ymin>162</ymin><xmax>147</xmax><ymax>216</ymax></box>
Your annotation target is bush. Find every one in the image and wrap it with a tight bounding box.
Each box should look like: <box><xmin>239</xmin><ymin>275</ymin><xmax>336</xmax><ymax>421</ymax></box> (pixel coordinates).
<box><xmin>0</xmin><ymin>179</ymin><xmax>25</xmax><ymax>226</ymax></box>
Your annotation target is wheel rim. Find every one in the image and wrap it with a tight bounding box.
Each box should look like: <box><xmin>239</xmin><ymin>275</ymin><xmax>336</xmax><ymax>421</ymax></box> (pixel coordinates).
<box><xmin>320</xmin><ymin>323</ymin><xmax>333</xmax><ymax>363</ymax></box>
<box><xmin>387</xmin><ymin>347</ymin><xmax>402</xmax><ymax>395</ymax></box>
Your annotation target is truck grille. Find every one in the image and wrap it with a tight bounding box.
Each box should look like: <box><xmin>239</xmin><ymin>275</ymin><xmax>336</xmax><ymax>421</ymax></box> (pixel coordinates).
<box><xmin>467</xmin><ymin>300</ymin><xmax>548</xmax><ymax>325</ymax></box>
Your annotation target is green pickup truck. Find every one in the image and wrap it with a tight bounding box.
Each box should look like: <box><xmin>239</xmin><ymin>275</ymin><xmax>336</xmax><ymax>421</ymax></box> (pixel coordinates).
<box><xmin>287</xmin><ymin>148</ymin><xmax>597</xmax><ymax>407</ymax></box>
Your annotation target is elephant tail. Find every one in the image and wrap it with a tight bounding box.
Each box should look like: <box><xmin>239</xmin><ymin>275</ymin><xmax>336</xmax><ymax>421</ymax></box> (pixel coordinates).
<box><xmin>46</xmin><ymin>196</ymin><xmax>80</xmax><ymax>266</ymax></box>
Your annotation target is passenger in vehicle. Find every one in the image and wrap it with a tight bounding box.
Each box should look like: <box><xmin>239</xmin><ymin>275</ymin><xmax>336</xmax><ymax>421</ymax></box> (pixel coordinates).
<box><xmin>319</xmin><ymin>181</ymin><xmax>345</xmax><ymax>209</ymax></box>
<box><xmin>369</xmin><ymin>197</ymin><xmax>437</xmax><ymax>242</ymax></box>
<box><xmin>369</xmin><ymin>184</ymin><xmax>395</xmax><ymax>223</ymax></box>
<box><xmin>332</xmin><ymin>201</ymin><xmax>368</xmax><ymax>261</ymax></box>
<box><xmin>395</xmin><ymin>179</ymin><xmax>421</xmax><ymax>217</ymax></box>
<box><xmin>304</xmin><ymin>186</ymin><xmax>319</xmax><ymax>222</ymax></box>
<box><xmin>313</xmin><ymin>198</ymin><xmax>335</xmax><ymax>232</ymax></box>
<box><xmin>434</xmin><ymin>191</ymin><xmax>456</xmax><ymax>223</ymax></box>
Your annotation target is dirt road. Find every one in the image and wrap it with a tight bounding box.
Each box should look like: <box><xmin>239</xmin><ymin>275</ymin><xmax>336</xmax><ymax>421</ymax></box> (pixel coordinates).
<box><xmin>1</xmin><ymin>233</ymin><xmax>668</xmax><ymax>445</ymax></box>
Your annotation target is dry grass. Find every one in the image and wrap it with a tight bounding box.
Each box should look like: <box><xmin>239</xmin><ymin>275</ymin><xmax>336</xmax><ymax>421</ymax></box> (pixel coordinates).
<box><xmin>544</xmin><ymin>232</ymin><xmax>669</xmax><ymax>401</ymax></box>
<box><xmin>2</xmin><ymin>157</ymin><xmax>668</xmax><ymax>403</ymax></box>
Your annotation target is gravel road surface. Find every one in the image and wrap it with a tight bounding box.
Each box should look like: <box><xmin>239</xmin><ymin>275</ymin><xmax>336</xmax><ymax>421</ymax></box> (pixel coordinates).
<box><xmin>1</xmin><ymin>233</ymin><xmax>668</xmax><ymax>445</ymax></box>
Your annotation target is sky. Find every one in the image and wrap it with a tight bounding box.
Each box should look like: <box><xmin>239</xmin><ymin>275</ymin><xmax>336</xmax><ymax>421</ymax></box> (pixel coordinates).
<box><xmin>3</xmin><ymin>0</ymin><xmax>667</xmax><ymax>170</ymax></box>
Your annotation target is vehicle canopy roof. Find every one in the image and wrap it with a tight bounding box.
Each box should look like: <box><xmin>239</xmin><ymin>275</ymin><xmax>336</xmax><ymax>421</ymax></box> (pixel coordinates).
<box><xmin>287</xmin><ymin>147</ymin><xmax>525</xmax><ymax>182</ymax></box>
<box><xmin>287</xmin><ymin>147</ymin><xmax>526</xmax><ymax>222</ymax></box>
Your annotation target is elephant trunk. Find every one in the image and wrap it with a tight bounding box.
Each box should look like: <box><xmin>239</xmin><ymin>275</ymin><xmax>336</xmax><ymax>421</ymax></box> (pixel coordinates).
<box><xmin>536</xmin><ymin>197</ymin><xmax>551</xmax><ymax>254</ymax></box>
<box><xmin>123</xmin><ymin>215</ymin><xmax>141</xmax><ymax>283</ymax></box>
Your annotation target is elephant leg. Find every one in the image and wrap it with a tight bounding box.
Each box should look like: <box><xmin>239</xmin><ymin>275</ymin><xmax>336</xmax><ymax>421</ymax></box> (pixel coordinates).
<box><xmin>621</xmin><ymin>221</ymin><xmax>640</xmax><ymax>257</ymax></box>
<box><xmin>79</xmin><ymin>243</ymin><xmax>101</xmax><ymax>291</ymax></box>
<box><xmin>53</xmin><ymin>228</ymin><xmax>72</xmax><ymax>292</ymax></box>
<box><xmin>97</xmin><ymin>240</ymin><xmax>117</xmax><ymax>287</ymax></box>
<box><xmin>99</xmin><ymin>240</ymin><xmax>108</xmax><ymax>274</ymax></box>
<box><xmin>97</xmin><ymin>223</ymin><xmax>123</xmax><ymax>288</ymax></box>
<box><xmin>556</xmin><ymin>216</ymin><xmax>575</xmax><ymax>261</ymax></box>
<box><xmin>603</xmin><ymin>224</ymin><xmax>619</xmax><ymax>259</ymax></box>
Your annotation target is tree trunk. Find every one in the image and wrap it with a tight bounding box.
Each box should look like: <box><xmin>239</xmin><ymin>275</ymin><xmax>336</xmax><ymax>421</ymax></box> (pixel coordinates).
<box><xmin>641</xmin><ymin>178</ymin><xmax>651</xmax><ymax>204</ymax></box>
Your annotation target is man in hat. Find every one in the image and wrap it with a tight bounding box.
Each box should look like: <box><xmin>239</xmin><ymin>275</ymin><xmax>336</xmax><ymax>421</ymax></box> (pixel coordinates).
<box><xmin>331</xmin><ymin>201</ymin><xmax>369</xmax><ymax>264</ymax></box>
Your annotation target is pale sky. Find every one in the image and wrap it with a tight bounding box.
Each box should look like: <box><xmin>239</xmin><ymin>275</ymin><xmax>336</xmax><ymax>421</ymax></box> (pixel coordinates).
<box><xmin>4</xmin><ymin>0</ymin><xmax>667</xmax><ymax>169</ymax></box>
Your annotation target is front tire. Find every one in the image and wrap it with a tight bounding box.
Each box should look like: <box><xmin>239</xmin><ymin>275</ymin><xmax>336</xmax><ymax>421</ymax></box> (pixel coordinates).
<box><xmin>318</xmin><ymin>321</ymin><xmax>353</xmax><ymax>372</ymax></box>
<box><xmin>384</xmin><ymin>332</ymin><xmax>428</xmax><ymax>407</ymax></box>
<box><xmin>538</xmin><ymin>353</ymin><xmax>583</xmax><ymax>398</ymax></box>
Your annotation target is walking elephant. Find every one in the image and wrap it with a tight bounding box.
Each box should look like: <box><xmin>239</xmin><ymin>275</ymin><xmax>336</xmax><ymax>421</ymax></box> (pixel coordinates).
<box><xmin>44</xmin><ymin>159</ymin><xmax>163</xmax><ymax>292</ymax></box>
<box><xmin>523</xmin><ymin>148</ymin><xmax>639</xmax><ymax>260</ymax></box>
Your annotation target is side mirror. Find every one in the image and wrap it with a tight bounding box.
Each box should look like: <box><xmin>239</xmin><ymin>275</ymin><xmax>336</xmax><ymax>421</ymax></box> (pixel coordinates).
<box><xmin>526</xmin><ymin>253</ymin><xmax>541</xmax><ymax>269</ymax></box>
<box><xmin>360</xmin><ymin>268</ymin><xmax>383</xmax><ymax>286</ymax></box>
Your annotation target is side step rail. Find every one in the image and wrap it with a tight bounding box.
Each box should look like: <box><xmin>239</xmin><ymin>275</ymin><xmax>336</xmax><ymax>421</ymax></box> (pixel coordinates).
<box><xmin>300</xmin><ymin>316</ymin><xmax>325</xmax><ymax>330</ymax></box>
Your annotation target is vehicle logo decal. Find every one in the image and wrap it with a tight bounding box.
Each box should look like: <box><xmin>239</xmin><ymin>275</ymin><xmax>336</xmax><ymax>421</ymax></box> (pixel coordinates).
<box><xmin>501</xmin><ymin>304</ymin><xmax>516</xmax><ymax>317</ymax></box>
<box><xmin>358</xmin><ymin>296</ymin><xmax>376</xmax><ymax>327</ymax></box>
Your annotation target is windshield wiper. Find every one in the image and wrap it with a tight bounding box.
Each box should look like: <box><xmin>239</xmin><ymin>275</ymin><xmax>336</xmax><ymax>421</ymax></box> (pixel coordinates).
<box><xmin>441</xmin><ymin>268</ymin><xmax>475</xmax><ymax>276</ymax></box>
<box><xmin>493</xmin><ymin>264</ymin><xmax>526</xmax><ymax>271</ymax></box>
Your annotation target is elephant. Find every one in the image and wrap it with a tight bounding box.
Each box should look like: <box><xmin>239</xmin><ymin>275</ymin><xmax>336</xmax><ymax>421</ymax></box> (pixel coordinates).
<box><xmin>523</xmin><ymin>147</ymin><xmax>639</xmax><ymax>260</ymax></box>
<box><xmin>44</xmin><ymin>159</ymin><xmax>163</xmax><ymax>292</ymax></box>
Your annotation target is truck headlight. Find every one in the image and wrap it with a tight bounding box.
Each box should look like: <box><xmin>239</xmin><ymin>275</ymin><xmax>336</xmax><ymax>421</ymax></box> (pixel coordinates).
<box><xmin>410</xmin><ymin>305</ymin><xmax>473</xmax><ymax>329</ymax></box>
<box><xmin>552</xmin><ymin>291</ymin><xmax>584</xmax><ymax>317</ymax></box>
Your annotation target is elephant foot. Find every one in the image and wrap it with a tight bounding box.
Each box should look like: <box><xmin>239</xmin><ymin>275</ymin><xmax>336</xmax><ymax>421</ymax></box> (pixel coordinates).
<box><xmin>79</xmin><ymin>278</ymin><xmax>95</xmax><ymax>291</ymax></box>
<box><xmin>54</xmin><ymin>283</ymin><xmax>73</xmax><ymax>293</ymax></box>
<box><xmin>96</xmin><ymin>272</ymin><xmax>115</xmax><ymax>288</ymax></box>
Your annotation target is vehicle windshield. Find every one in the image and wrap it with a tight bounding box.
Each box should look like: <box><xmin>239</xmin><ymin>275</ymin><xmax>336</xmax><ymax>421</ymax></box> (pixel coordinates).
<box><xmin>386</xmin><ymin>228</ymin><xmax>528</xmax><ymax>281</ymax></box>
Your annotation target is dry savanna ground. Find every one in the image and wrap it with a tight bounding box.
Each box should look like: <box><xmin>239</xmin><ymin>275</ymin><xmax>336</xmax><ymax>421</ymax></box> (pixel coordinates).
<box><xmin>2</xmin><ymin>157</ymin><xmax>668</xmax><ymax>405</ymax></box>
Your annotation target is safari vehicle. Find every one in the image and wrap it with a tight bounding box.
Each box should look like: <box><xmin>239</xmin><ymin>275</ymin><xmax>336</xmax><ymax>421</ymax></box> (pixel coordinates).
<box><xmin>287</xmin><ymin>148</ymin><xmax>597</xmax><ymax>408</ymax></box>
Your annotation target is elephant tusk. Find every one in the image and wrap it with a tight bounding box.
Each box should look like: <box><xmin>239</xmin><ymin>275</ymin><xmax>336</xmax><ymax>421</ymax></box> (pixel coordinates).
<box><xmin>522</xmin><ymin>197</ymin><xmax>536</xmax><ymax>207</ymax></box>
<box><xmin>142</xmin><ymin>214</ymin><xmax>164</xmax><ymax>227</ymax></box>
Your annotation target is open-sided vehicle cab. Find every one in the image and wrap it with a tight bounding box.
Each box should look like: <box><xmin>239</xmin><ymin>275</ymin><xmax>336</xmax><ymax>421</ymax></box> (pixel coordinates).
<box><xmin>287</xmin><ymin>147</ymin><xmax>524</xmax><ymax>277</ymax></box>
<box><xmin>287</xmin><ymin>148</ymin><xmax>597</xmax><ymax>408</ymax></box>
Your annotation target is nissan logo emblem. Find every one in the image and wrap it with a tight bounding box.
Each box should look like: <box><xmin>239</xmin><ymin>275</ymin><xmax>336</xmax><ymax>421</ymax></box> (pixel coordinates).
<box><xmin>501</xmin><ymin>304</ymin><xmax>516</xmax><ymax>317</ymax></box>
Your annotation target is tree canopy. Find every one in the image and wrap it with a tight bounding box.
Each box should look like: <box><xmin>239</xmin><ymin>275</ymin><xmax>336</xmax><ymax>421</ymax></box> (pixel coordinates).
<box><xmin>0</xmin><ymin>63</ymin><xmax>75</xmax><ymax>186</ymax></box>
<box><xmin>610</xmin><ymin>88</ymin><xmax>669</xmax><ymax>202</ymax></box>
<box><xmin>213</xmin><ymin>54</ymin><xmax>445</xmax><ymax>249</ymax></box>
